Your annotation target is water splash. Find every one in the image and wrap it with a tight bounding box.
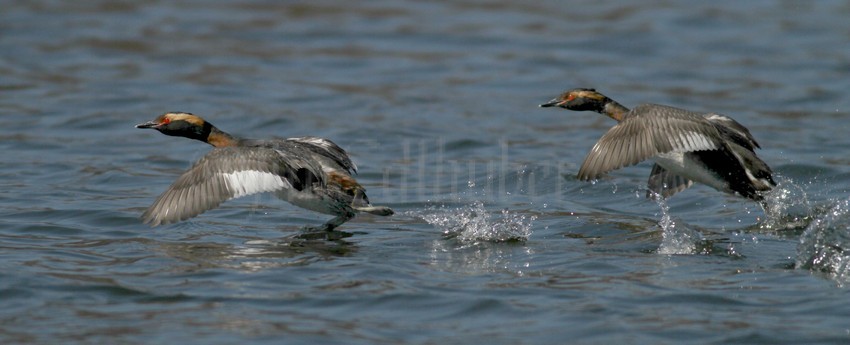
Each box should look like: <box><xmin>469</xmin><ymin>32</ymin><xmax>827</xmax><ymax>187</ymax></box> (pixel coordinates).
<box><xmin>760</xmin><ymin>175</ymin><xmax>814</xmax><ymax>231</ymax></box>
<box><xmin>795</xmin><ymin>198</ymin><xmax>850</xmax><ymax>285</ymax></box>
<box><xmin>414</xmin><ymin>201</ymin><xmax>535</xmax><ymax>245</ymax></box>
<box><xmin>653</xmin><ymin>194</ymin><xmax>703</xmax><ymax>255</ymax></box>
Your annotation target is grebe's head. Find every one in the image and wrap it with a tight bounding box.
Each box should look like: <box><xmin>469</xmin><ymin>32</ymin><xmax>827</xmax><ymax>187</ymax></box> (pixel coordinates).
<box><xmin>136</xmin><ymin>112</ymin><xmax>212</xmax><ymax>141</ymax></box>
<box><xmin>540</xmin><ymin>88</ymin><xmax>610</xmax><ymax>112</ymax></box>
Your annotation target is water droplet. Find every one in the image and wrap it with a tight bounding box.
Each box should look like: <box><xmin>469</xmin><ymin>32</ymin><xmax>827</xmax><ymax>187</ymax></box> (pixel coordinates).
<box><xmin>415</xmin><ymin>201</ymin><xmax>534</xmax><ymax>244</ymax></box>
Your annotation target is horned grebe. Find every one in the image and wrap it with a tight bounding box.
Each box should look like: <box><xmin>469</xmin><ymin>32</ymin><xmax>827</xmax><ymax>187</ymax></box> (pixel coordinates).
<box><xmin>135</xmin><ymin>112</ymin><xmax>393</xmax><ymax>230</ymax></box>
<box><xmin>540</xmin><ymin>88</ymin><xmax>775</xmax><ymax>202</ymax></box>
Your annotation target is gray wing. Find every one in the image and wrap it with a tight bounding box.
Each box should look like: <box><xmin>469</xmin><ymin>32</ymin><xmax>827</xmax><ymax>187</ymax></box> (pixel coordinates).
<box><xmin>141</xmin><ymin>147</ymin><xmax>324</xmax><ymax>226</ymax></box>
<box><xmin>703</xmin><ymin>113</ymin><xmax>760</xmax><ymax>150</ymax></box>
<box><xmin>646</xmin><ymin>163</ymin><xmax>693</xmax><ymax>199</ymax></box>
<box><xmin>286</xmin><ymin>136</ymin><xmax>358</xmax><ymax>174</ymax></box>
<box><xmin>577</xmin><ymin>104</ymin><xmax>722</xmax><ymax>180</ymax></box>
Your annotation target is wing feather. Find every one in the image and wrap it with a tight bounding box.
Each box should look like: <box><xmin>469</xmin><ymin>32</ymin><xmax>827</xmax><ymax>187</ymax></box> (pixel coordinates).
<box><xmin>577</xmin><ymin>104</ymin><xmax>721</xmax><ymax>180</ymax></box>
<box><xmin>704</xmin><ymin>113</ymin><xmax>760</xmax><ymax>149</ymax></box>
<box><xmin>141</xmin><ymin>146</ymin><xmax>324</xmax><ymax>226</ymax></box>
<box><xmin>286</xmin><ymin>136</ymin><xmax>358</xmax><ymax>174</ymax></box>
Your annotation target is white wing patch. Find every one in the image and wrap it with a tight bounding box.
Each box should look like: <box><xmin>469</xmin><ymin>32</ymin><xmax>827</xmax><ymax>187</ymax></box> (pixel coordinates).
<box><xmin>703</xmin><ymin>114</ymin><xmax>727</xmax><ymax>122</ymax></box>
<box><xmin>221</xmin><ymin>170</ymin><xmax>291</xmax><ymax>199</ymax></box>
<box><xmin>672</xmin><ymin>131</ymin><xmax>716</xmax><ymax>152</ymax></box>
<box><xmin>289</xmin><ymin>136</ymin><xmax>333</xmax><ymax>149</ymax></box>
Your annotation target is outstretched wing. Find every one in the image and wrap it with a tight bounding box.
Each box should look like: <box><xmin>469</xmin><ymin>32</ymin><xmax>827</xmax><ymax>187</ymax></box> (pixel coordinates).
<box><xmin>704</xmin><ymin>113</ymin><xmax>761</xmax><ymax>150</ymax></box>
<box><xmin>287</xmin><ymin>136</ymin><xmax>358</xmax><ymax>174</ymax></box>
<box><xmin>141</xmin><ymin>146</ymin><xmax>324</xmax><ymax>226</ymax></box>
<box><xmin>577</xmin><ymin>104</ymin><xmax>721</xmax><ymax>180</ymax></box>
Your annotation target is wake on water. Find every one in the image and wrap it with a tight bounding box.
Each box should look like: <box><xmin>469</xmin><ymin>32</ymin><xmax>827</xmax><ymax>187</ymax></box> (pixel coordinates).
<box><xmin>650</xmin><ymin>173</ymin><xmax>850</xmax><ymax>287</ymax></box>
<box><xmin>653</xmin><ymin>174</ymin><xmax>814</xmax><ymax>255</ymax></box>
<box><xmin>409</xmin><ymin>173</ymin><xmax>845</xmax><ymax>284</ymax></box>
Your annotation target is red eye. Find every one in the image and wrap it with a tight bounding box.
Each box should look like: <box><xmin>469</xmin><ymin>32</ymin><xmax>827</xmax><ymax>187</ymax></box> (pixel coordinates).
<box><xmin>566</xmin><ymin>94</ymin><xmax>576</xmax><ymax>101</ymax></box>
<box><xmin>161</xmin><ymin>117</ymin><xmax>171</xmax><ymax>125</ymax></box>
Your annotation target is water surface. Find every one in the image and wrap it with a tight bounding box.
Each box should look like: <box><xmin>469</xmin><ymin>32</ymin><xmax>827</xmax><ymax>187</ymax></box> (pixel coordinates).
<box><xmin>2</xmin><ymin>1</ymin><xmax>850</xmax><ymax>344</ymax></box>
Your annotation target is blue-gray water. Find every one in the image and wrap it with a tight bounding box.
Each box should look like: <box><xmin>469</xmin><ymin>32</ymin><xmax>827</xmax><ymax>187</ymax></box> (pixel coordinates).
<box><xmin>3</xmin><ymin>1</ymin><xmax>850</xmax><ymax>344</ymax></box>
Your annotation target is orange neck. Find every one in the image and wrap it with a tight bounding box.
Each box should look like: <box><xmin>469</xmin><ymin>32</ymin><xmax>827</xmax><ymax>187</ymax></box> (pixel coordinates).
<box><xmin>206</xmin><ymin>127</ymin><xmax>238</xmax><ymax>147</ymax></box>
<box><xmin>602</xmin><ymin>101</ymin><xmax>629</xmax><ymax>122</ymax></box>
